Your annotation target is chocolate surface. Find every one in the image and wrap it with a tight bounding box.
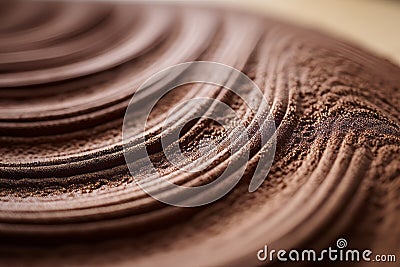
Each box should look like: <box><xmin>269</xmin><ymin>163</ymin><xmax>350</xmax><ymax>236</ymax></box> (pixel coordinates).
<box><xmin>0</xmin><ymin>1</ymin><xmax>399</xmax><ymax>266</ymax></box>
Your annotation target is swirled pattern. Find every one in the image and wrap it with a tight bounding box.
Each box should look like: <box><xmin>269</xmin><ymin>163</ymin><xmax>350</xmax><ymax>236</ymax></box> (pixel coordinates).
<box><xmin>0</xmin><ymin>1</ymin><xmax>399</xmax><ymax>266</ymax></box>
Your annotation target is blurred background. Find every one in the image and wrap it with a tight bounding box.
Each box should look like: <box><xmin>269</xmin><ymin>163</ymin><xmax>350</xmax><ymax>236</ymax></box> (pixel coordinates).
<box><xmin>42</xmin><ymin>0</ymin><xmax>400</xmax><ymax>64</ymax></box>
<box><xmin>175</xmin><ymin>0</ymin><xmax>400</xmax><ymax>64</ymax></box>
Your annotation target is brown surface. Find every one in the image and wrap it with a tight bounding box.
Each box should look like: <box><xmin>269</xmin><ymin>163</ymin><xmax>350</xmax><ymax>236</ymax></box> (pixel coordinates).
<box><xmin>0</xmin><ymin>1</ymin><xmax>399</xmax><ymax>266</ymax></box>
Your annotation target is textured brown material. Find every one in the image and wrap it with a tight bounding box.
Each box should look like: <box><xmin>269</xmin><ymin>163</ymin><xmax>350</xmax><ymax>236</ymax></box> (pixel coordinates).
<box><xmin>0</xmin><ymin>1</ymin><xmax>399</xmax><ymax>266</ymax></box>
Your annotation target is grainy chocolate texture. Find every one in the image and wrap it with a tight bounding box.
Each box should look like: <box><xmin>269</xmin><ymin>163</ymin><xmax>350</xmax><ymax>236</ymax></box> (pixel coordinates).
<box><xmin>0</xmin><ymin>1</ymin><xmax>399</xmax><ymax>267</ymax></box>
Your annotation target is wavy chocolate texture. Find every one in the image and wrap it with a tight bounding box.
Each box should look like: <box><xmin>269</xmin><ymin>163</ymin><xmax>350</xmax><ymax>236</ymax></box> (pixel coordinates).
<box><xmin>0</xmin><ymin>1</ymin><xmax>399</xmax><ymax>266</ymax></box>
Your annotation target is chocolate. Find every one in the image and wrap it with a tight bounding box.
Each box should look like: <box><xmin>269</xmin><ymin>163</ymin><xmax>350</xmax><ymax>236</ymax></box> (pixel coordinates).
<box><xmin>0</xmin><ymin>1</ymin><xmax>399</xmax><ymax>266</ymax></box>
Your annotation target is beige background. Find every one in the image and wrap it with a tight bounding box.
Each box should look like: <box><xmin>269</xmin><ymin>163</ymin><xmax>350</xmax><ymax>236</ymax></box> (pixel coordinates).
<box><xmin>216</xmin><ymin>0</ymin><xmax>400</xmax><ymax>65</ymax></box>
